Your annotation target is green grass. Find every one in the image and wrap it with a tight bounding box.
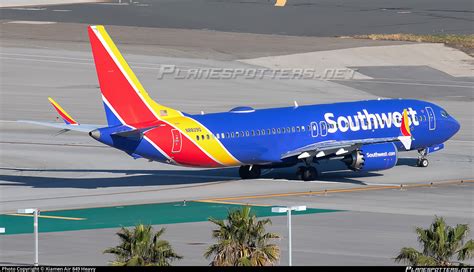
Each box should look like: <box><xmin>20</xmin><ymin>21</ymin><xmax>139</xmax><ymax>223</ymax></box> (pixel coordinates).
<box><xmin>352</xmin><ymin>34</ymin><xmax>474</xmax><ymax>56</ymax></box>
<box><xmin>0</xmin><ymin>201</ymin><xmax>341</xmax><ymax>235</ymax></box>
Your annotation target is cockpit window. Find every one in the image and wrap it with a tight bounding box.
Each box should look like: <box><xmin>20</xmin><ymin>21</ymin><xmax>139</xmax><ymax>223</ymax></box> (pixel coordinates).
<box><xmin>440</xmin><ymin>110</ymin><xmax>449</xmax><ymax>118</ymax></box>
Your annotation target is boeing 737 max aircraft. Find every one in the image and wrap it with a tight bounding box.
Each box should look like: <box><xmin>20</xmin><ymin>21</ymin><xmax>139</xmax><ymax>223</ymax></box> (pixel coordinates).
<box><xmin>21</xmin><ymin>25</ymin><xmax>461</xmax><ymax>181</ymax></box>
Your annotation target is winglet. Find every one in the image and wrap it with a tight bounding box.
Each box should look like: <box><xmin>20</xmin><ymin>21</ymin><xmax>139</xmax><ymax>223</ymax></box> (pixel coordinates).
<box><xmin>48</xmin><ymin>97</ymin><xmax>79</xmax><ymax>125</ymax></box>
<box><xmin>398</xmin><ymin>109</ymin><xmax>412</xmax><ymax>150</ymax></box>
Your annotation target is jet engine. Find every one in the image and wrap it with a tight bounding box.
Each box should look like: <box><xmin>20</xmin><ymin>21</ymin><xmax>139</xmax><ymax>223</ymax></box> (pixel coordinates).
<box><xmin>342</xmin><ymin>142</ymin><xmax>398</xmax><ymax>171</ymax></box>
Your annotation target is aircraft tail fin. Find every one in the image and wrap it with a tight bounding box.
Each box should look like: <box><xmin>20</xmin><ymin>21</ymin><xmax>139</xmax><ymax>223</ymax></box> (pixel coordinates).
<box><xmin>87</xmin><ymin>25</ymin><xmax>182</xmax><ymax>127</ymax></box>
<box><xmin>48</xmin><ymin>97</ymin><xmax>79</xmax><ymax>125</ymax></box>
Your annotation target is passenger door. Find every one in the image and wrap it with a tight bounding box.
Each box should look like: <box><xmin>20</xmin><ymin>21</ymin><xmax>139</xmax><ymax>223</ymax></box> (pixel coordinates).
<box><xmin>425</xmin><ymin>107</ymin><xmax>436</xmax><ymax>130</ymax></box>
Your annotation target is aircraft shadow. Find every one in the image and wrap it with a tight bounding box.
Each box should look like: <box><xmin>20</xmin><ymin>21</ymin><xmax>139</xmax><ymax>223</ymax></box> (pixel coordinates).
<box><xmin>0</xmin><ymin>160</ymin><xmax>380</xmax><ymax>189</ymax></box>
<box><xmin>397</xmin><ymin>158</ymin><xmax>420</xmax><ymax>167</ymax></box>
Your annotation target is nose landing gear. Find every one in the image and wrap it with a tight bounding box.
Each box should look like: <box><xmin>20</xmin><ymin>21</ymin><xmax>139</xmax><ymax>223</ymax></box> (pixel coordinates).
<box><xmin>417</xmin><ymin>149</ymin><xmax>429</xmax><ymax>167</ymax></box>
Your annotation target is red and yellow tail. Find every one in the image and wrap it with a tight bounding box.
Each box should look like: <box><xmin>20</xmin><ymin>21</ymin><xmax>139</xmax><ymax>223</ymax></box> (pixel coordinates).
<box><xmin>87</xmin><ymin>25</ymin><xmax>182</xmax><ymax>126</ymax></box>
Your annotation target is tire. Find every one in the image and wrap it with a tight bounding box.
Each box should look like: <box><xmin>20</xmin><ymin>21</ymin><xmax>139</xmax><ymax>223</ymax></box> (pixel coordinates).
<box><xmin>296</xmin><ymin>166</ymin><xmax>306</xmax><ymax>180</ymax></box>
<box><xmin>249</xmin><ymin>166</ymin><xmax>261</xmax><ymax>179</ymax></box>
<box><xmin>239</xmin><ymin>166</ymin><xmax>250</xmax><ymax>179</ymax></box>
<box><xmin>302</xmin><ymin>167</ymin><xmax>318</xmax><ymax>181</ymax></box>
<box><xmin>419</xmin><ymin>158</ymin><xmax>429</xmax><ymax>167</ymax></box>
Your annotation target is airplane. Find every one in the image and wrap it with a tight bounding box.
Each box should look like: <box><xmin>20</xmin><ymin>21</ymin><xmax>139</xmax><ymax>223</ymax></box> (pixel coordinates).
<box><xmin>20</xmin><ymin>25</ymin><xmax>461</xmax><ymax>181</ymax></box>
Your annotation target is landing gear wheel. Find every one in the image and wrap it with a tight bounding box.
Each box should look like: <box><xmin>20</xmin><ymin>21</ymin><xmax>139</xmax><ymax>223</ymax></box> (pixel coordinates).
<box><xmin>417</xmin><ymin>158</ymin><xmax>429</xmax><ymax>167</ymax></box>
<box><xmin>416</xmin><ymin>149</ymin><xmax>429</xmax><ymax>167</ymax></box>
<box><xmin>302</xmin><ymin>166</ymin><xmax>318</xmax><ymax>181</ymax></box>
<box><xmin>239</xmin><ymin>165</ymin><xmax>261</xmax><ymax>179</ymax></box>
<box><xmin>296</xmin><ymin>166</ymin><xmax>306</xmax><ymax>180</ymax></box>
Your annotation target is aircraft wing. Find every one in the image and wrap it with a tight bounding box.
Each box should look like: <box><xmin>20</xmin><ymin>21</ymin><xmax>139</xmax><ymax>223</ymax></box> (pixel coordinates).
<box><xmin>281</xmin><ymin>136</ymin><xmax>405</xmax><ymax>160</ymax></box>
<box><xmin>18</xmin><ymin>120</ymin><xmax>102</xmax><ymax>133</ymax></box>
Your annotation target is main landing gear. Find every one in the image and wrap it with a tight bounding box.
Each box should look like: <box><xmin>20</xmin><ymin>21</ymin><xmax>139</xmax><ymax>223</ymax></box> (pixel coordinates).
<box><xmin>417</xmin><ymin>149</ymin><xmax>429</xmax><ymax>167</ymax></box>
<box><xmin>239</xmin><ymin>165</ymin><xmax>261</xmax><ymax>179</ymax></box>
<box><xmin>296</xmin><ymin>165</ymin><xmax>318</xmax><ymax>181</ymax></box>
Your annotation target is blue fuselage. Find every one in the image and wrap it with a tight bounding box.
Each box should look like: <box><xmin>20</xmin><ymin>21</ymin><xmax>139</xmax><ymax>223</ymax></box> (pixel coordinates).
<box><xmin>190</xmin><ymin>99</ymin><xmax>460</xmax><ymax>165</ymax></box>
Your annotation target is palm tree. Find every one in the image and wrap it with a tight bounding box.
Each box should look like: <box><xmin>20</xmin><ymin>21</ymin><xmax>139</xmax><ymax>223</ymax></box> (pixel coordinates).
<box><xmin>395</xmin><ymin>216</ymin><xmax>474</xmax><ymax>266</ymax></box>
<box><xmin>104</xmin><ymin>224</ymin><xmax>182</xmax><ymax>266</ymax></box>
<box><xmin>204</xmin><ymin>206</ymin><xmax>281</xmax><ymax>266</ymax></box>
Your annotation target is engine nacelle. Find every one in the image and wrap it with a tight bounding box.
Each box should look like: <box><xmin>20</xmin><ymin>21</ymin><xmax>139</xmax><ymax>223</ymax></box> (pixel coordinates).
<box><xmin>343</xmin><ymin>143</ymin><xmax>398</xmax><ymax>172</ymax></box>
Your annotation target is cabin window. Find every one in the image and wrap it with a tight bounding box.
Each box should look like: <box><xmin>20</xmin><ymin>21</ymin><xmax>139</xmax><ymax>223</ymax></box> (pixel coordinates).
<box><xmin>262</xmin><ymin>129</ymin><xmax>266</xmax><ymax>135</ymax></box>
<box><xmin>221</xmin><ymin>133</ymin><xmax>225</xmax><ymax>138</ymax></box>
<box><xmin>241</xmin><ymin>131</ymin><xmax>244</xmax><ymax>137</ymax></box>
<box><xmin>236</xmin><ymin>132</ymin><xmax>240</xmax><ymax>137</ymax></box>
<box><xmin>196</xmin><ymin>135</ymin><xmax>200</xmax><ymax>141</ymax></box>
<box><xmin>277</xmin><ymin>128</ymin><xmax>281</xmax><ymax>134</ymax></box>
<box><xmin>226</xmin><ymin>133</ymin><xmax>230</xmax><ymax>138</ymax></box>
<box><xmin>301</xmin><ymin>126</ymin><xmax>305</xmax><ymax>132</ymax></box>
<box><xmin>256</xmin><ymin>130</ymin><xmax>260</xmax><ymax>136</ymax></box>
<box><xmin>201</xmin><ymin>134</ymin><xmax>205</xmax><ymax>140</ymax></box>
<box><xmin>251</xmin><ymin>130</ymin><xmax>255</xmax><ymax>136</ymax></box>
<box><xmin>246</xmin><ymin>131</ymin><xmax>250</xmax><ymax>136</ymax></box>
<box><xmin>272</xmin><ymin>128</ymin><xmax>276</xmax><ymax>134</ymax></box>
<box><xmin>216</xmin><ymin>134</ymin><xmax>220</xmax><ymax>139</ymax></box>
<box><xmin>296</xmin><ymin>126</ymin><xmax>300</xmax><ymax>132</ymax></box>
<box><xmin>206</xmin><ymin>134</ymin><xmax>210</xmax><ymax>140</ymax></box>
<box><xmin>231</xmin><ymin>132</ymin><xmax>234</xmax><ymax>138</ymax></box>
<box><xmin>292</xmin><ymin>127</ymin><xmax>295</xmax><ymax>132</ymax></box>
<box><xmin>267</xmin><ymin>129</ymin><xmax>271</xmax><ymax>135</ymax></box>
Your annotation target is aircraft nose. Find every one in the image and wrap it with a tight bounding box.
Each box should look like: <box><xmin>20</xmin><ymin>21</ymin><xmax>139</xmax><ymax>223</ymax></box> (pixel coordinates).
<box><xmin>451</xmin><ymin>117</ymin><xmax>461</xmax><ymax>135</ymax></box>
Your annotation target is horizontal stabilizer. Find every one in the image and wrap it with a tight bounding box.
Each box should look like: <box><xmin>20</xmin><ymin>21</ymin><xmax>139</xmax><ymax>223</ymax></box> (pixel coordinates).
<box><xmin>18</xmin><ymin>120</ymin><xmax>102</xmax><ymax>133</ymax></box>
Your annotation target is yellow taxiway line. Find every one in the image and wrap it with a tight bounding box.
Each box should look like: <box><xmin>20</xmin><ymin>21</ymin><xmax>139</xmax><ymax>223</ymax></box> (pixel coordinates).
<box><xmin>200</xmin><ymin>179</ymin><xmax>473</xmax><ymax>203</ymax></box>
<box><xmin>8</xmin><ymin>213</ymin><xmax>86</xmax><ymax>221</ymax></box>
<box><xmin>195</xmin><ymin>199</ymin><xmax>271</xmax><ymax>207</ymax></box>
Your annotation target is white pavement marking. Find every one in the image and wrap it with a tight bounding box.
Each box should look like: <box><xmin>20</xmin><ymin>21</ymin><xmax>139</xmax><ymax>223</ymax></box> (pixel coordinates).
<box><xmin>335</xmin><ymin>79</ymin><xmax>474</xmax><ymax>89</ymax></box>
<box><xmin>5</xmin><ymin>21</ymin><xmax>56</xmax><ymax>25</ymax></box>
<box><xmin>0</xmin><ymin>0</ymin><xmax>105</xmax><ymax>8</ymax></box>
<box><xmin>0</xmin><ymin>53</ymin><xmax>196</xmax><ymax>70</ymax></box>
<box><xmin>7</xmin><ymin>8</ymin><xmax>46</xmax><ymax>11</ymax></box>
